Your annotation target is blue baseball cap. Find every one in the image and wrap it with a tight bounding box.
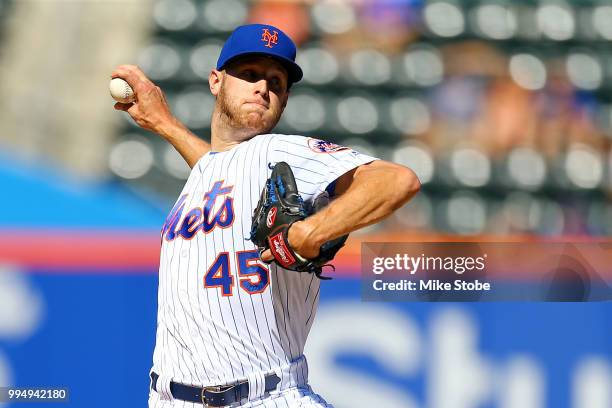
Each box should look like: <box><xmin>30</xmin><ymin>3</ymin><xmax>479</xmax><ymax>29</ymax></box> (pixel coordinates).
<box><xmin>216</xmin><ymin>24</ymin><xmax>303</xmax><ymax>85</ymax></box>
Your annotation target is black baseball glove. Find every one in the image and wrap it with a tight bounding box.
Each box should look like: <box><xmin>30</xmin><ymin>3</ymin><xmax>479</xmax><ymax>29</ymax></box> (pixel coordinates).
<box><xmin>249</xmin><ymin>162</ymin><xmax>347</xmax><ymax>279</ymax></box>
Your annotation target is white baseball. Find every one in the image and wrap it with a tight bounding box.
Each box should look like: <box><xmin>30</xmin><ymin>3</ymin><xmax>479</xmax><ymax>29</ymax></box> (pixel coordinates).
<box><xmin>109</xmin><ymin>78</ymin><xmax>135</xmax><ymax>103</ymax></box>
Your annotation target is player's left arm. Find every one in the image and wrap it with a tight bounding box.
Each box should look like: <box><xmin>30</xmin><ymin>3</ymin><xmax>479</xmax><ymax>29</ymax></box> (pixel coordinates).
<box><xmin>288</xmin><ymin>160</ymin><xmax>420</xmax><ymax>258</ymax></box>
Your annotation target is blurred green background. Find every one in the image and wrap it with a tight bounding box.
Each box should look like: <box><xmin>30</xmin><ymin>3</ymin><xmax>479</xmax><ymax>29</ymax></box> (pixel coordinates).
<box><xmin>2</xmin><ymin>0</ymin><xmax>611</xmax><ymax>237</ymax></box>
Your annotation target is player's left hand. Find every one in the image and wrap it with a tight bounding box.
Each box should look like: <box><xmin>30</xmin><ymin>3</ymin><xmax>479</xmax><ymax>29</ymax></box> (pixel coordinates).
<box><xmin>260</xmin><ymin>221</ymin><xmax>320</xmax><ymax>262</ymax></box>
<box><xmin>250</xmin><ymin>162</ymin><xmax>347</xmax><ymax>279</ymax></box>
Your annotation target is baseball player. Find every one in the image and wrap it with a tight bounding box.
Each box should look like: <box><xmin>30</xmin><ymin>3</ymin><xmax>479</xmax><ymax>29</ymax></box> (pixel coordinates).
<box><xmin>112</xmin><ymin>24</ymin><xmax>420</xmax><ymax>407</ymax></box>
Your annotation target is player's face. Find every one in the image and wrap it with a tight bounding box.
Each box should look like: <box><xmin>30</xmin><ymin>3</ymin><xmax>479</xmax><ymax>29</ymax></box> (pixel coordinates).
<box><xmin>213</xmin><ymin>56</ymin><xmax>289</xmax><ymax>137</ymax></box>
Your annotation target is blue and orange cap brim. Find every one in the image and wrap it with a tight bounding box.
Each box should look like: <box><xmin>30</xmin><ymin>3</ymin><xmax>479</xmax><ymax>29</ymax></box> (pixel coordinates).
<box><xmin>218</xmin><ymin>52</ymin><xmax>303</xmax><ymax>85</ymax></box>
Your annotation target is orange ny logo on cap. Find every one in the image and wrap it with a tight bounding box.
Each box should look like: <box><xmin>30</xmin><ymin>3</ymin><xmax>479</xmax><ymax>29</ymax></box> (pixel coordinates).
<box><xmin>261</xmin><ymin>28</ymin><xmax>279</xmax><ymax>48</ymax></box>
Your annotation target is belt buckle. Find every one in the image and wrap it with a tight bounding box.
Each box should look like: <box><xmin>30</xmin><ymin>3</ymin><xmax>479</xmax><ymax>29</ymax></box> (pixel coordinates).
<box><xmin>201</xmin><ymin>384</ymin><xmax>232</xmax><ymax>407</ymax></box>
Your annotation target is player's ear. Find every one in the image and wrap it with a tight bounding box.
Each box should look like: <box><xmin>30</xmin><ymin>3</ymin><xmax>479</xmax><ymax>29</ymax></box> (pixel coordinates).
<box><xmin>209</xmin><ymin>69</ymin><xmax>223</xmax><ymax>96</ymax></box>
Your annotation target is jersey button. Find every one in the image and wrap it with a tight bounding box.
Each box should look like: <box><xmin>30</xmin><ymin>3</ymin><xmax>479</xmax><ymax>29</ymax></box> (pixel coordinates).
<box><xmin>181</xmin><ymin>249</ymin><xmax>189</xmax><ymax>258</ymax></box>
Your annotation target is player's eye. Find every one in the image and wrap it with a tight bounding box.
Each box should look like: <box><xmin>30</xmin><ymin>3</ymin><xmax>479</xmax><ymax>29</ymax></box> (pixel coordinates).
<box><xmin>241</xmin><ymin>70</ymin><xmax>256</xmax><ymax>81</ymax></box>
<box><xmin>269</xmin><ymin>76</ymin><xmax>283</xmax><ymax>91</ymax></box>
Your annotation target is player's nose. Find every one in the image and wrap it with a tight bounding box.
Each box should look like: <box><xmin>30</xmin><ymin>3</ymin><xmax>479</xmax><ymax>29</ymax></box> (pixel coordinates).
<box><xmin>254</xmin><ymin>79</ymin><xmax>269</xmax><ymax>98</ymax></box>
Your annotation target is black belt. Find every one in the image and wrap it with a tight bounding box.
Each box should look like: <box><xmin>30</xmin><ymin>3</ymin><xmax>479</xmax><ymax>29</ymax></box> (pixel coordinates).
<box><xmin>151</xmin><ymin>372</ymin><xmax>281</xmax><ymax>407</ymax></box>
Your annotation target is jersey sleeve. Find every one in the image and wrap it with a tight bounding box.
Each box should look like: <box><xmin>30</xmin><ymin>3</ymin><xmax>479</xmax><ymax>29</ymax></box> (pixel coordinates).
<box><xmin>268</xmin><ymin>134</ymin><xmax>379</xmax><ymax>201</ymax></box>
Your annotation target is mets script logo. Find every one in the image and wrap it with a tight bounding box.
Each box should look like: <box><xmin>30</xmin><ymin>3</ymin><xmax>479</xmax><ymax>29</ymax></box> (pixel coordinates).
<box><xmin>261</xmin><ymin>28</ymin><xmax>278</xmax><ymax>48</ymax></box>
<box><xmin>307</xmin><ymin>138</ymin><xmax>351</xmax><ymax>154</ymax></box>
<box><xmin>266</xmin><ymin>207</ymin><xmax>277</xmax><ymax>228</ymax></box>
<box><xmin>161</xmin><ymin>180</ymin><xmax>235</xmax><ymax>242</ymax></box>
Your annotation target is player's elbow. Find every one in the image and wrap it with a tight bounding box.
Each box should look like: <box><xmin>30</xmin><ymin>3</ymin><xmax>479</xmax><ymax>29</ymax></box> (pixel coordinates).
<box><xmin>390</xmin><ymin>165</ymin><xmax>420</xmax><ymax>208</ymax></box>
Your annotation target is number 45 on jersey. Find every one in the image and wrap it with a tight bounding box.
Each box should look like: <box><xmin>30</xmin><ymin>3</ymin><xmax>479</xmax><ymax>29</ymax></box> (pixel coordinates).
<box><xmin>204</xmin><ymin>250</ymin><xmax>270</xmax><ymax>296</ymax></box>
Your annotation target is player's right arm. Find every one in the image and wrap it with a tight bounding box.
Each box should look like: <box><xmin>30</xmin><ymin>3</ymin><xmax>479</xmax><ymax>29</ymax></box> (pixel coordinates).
<box><xmin>111</xmin><ymin>65</ymin><xmax>210</xmax><ymax>168</ymax></box>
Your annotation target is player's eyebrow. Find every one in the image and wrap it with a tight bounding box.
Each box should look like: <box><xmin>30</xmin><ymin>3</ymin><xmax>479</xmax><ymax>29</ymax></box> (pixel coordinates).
<box><xmin>234</xmin><ymin>57</ymin><xmax>287</xmax><ymax>75</ymax></box>
<box><xmin>241</xmin><ymin>63</ymin><xmax>284</xmax><ymax>76</ymax></box>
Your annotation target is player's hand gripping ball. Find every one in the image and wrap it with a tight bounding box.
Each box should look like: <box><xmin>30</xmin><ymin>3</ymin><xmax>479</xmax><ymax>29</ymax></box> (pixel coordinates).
<box><xmin>109</xmin><ymin>78</ymin><xmax>135</xmax><ymax>103</ymax></box>
<box><xmin>250</xmin><ymin>162</ymin><xmax>347</xmax><ymax>279</ymax></box>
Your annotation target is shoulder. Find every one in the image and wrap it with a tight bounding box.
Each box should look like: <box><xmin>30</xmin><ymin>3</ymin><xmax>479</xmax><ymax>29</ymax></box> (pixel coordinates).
<box><xmin>246</xmin><ymin>133</ymin><xmax>309</xmax><ymax>153</ymax></box>
<box><xmin>250</xmin><ymin>133</ymin><xmax>308</xmax><ymax>143</ymax></box>
<box><xmin>251</xmin><ymin>134</ymin><xmax>353</xmax><ymax>154</ymax></box>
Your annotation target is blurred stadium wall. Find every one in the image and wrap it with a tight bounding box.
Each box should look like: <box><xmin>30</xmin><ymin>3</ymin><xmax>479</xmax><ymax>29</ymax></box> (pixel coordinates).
<box><xmin>0</xmin><ymin>0</ymin><xmax>153</xmax><ymax>178</ymax></box>
<box><xmin>0</xmin><ymin>1</ymin><xmax>610</xmax><ymax>408</ymax></box>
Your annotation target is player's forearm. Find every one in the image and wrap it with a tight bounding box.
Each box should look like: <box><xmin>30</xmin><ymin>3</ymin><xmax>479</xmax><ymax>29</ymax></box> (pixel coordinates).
<box><xmin>294</xmin><ymin>162</ymin><xmax>420</xmax><ymax>249</ymax></box>
<box><xmin>157</xmin><ymin>119</ymin><xmax>211</xmax><ymax>168</ymax></box>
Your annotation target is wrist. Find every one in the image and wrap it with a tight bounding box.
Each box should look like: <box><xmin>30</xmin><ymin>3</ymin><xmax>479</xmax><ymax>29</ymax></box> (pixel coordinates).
<box><xmin>289</xmin><ymin>219</ymin><xmax>323</xmax><ymax>258</ymax></box>
<box><xmin>157</xmin><ymin>117</ymin><xmax>188</xmax><ymax>141</ymax></box>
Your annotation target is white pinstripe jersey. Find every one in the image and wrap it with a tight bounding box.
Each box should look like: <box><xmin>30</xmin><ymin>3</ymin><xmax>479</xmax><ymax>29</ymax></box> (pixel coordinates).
<box><xmin>151</xmin><ymin>133</ymin><xmax>377</xmax><ymax>390</ymax></box>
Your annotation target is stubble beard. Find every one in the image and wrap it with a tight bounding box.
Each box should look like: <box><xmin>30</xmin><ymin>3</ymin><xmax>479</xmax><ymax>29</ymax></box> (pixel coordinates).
<box><xmin>216</xmin><ymin>82</ymin><xmax>282</xmax><ymax>139</ymax></box>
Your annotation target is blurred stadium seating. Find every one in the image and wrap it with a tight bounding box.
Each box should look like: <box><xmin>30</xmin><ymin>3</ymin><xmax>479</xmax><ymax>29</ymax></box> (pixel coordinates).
<box><xmin>107</xmin><ymin>0</ymin><xmax>612</xmax><ymax>237</ymax></box>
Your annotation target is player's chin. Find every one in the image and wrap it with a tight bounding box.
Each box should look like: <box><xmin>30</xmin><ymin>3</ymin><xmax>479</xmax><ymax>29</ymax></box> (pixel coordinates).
<box><xmin>245</xmin><ymin>112</ymin><xmax>276</xmax><ymax>132</ymax></box>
